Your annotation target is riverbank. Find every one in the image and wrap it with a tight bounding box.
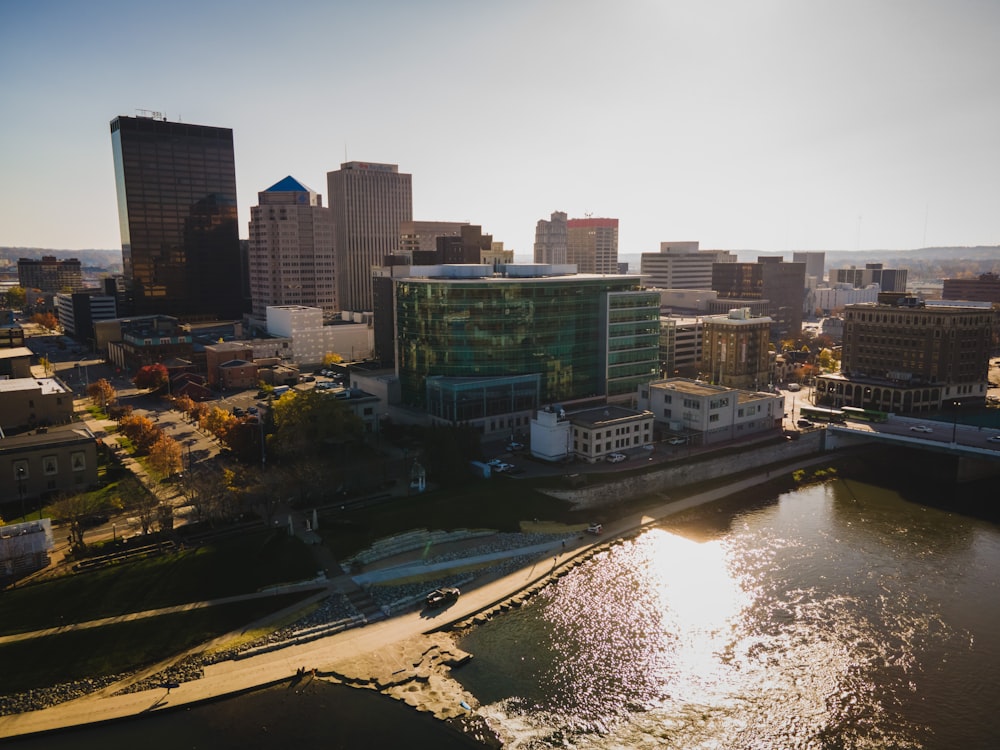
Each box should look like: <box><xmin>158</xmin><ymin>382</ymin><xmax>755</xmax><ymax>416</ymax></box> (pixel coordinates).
<box><xmin>0</xmin><ymin>450</ymin><xmax>841</xmax><ymax>742</ymax></box>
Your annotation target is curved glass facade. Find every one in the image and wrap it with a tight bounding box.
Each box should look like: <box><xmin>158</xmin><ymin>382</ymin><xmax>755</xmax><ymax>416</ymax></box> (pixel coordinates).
<box><xmin>395</xmin><ymin>275</ymin><xmax>659</xmax><ymax>407</ymax></box>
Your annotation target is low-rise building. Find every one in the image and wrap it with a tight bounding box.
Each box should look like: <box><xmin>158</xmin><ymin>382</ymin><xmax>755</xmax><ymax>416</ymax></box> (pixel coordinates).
<box><xmin>1</xmin><ymin>425</ymin><xmax>99</xmax><ymax>504</ymax></box>
<box><xmin>530</xmin><ymin>403</ymin><xmax>654</xmax><ymax>463</ymax></box>
<box><xmin>0</xmin><ymin>347</ymin><xmax>34</xmax><ymax>379</ymax></box>
<box><xmin>0</xmin><ymin>377</ymin><xmax>74</xmax><ymax>432</ymax></box>
<box><xmin>637</xmin><ymin>378</ymin><xmax>784</xmax><ymax>445</ymax></box>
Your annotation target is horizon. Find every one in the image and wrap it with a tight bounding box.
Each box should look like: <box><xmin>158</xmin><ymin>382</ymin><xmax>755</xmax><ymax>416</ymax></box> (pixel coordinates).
<box><xmin>2</xmin><ymin>1</ymin><xmax>999</xmax><ymax>254</ymax></box>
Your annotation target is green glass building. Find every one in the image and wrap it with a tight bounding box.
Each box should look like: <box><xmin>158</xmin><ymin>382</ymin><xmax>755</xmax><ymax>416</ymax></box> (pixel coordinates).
<box><xmin>395</xmin><ymin>267</ymin><xmax>660</xmax><ymax>413</ymax></box>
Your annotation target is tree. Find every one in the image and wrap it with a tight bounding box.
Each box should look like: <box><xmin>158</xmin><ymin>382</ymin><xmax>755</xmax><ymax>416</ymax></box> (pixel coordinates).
<box><xmin>134</xmin><ymin>363</ymin><xmax>169</xmax><ymax>392</ymax></box>
<box><xmin>87</xmin><ymin>378</ymin><xmax>117</xmax><ymax>409</ymax></box>
<box><xmin>200</xmin><ymin>406</ymin><xmax>238</xmax><ymax>442</ymax></box>
<box><xmin>38</xmin><ymin>354</ymin><xmax>53</xmax><ymax>376</ymax></box>
<box><xmin>4</xmin><ymin>285</ymin><xmax>26</xmax><ymax>310</ymax></box>
<box><xmin>119</xmin><ymin>413</ymin><xmax>162</xmax><ymax>453</ymax></box>
<box><xmin>30</xmin><ymin>311</ymin><xmax>59</xmax><ymax>331</ymax></box>
<box><xmin>120</xmin><ymin>480</ymin><xmax>159</xmax><ymax>536</ymax></box>
<box><xmin>172</xmin><ymin>393</ymin><xmax>196</xmax><ymax>418</ymax></box>
<box><xmin>149</xmin><ymin>433</ymin><xmax>183</xmax><ymax>477</ymax></box>
<box><xmin>268</xmin><ymin>389</ymin><xmax>363</xmax><ymax>459</ymax></box>
<box><xmin>322</xmin><ymin>351</ymin><xmax>343</xmax><ymax>366</ymax></box>
<box><xmin>50</xmin><ymin>492</ymin><xmax>103</xmax><ymax>551</ymax></box>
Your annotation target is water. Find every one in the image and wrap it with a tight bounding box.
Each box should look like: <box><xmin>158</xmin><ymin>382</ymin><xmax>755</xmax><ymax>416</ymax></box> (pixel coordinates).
<box><xmin>455</xmin><ymin>479</ymin><xmax>1000</xmax><ymax>749</ymax></box>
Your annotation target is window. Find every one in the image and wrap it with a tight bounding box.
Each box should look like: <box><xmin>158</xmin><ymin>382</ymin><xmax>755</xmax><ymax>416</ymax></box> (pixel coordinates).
<box><xmin>43</xmin><ymin>456</ymin><xmax>58</xmax><ymax>475</ymax></box>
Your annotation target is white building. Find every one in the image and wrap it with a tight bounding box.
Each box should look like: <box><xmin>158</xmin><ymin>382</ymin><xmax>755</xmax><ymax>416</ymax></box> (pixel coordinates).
<box><xmin>265</xmin><ymin>305</ymin><xmax>373</xmax><ymax>366</ymax></box>
<box><xmin>530</xmin><ymin>404</ymin><xmax>654</xmax><ymax>463</ymax></box>
<box><xmin>637</xmin><ymin>377</ymin><xmax>784</xmax><ymax>445</ymax></box>
<box><xmin>640</xmin><ymin>242</ymin><xmax>737</xmax><ymax>290</ymax></box>
<box><xmin>814</xmin><ymin>283</ymin><xmax>880</xmax><ymax>314</ymax></box>
<box><xmin>248</xmin><ymin>176</ymin><xmax>336</xmax><ymax>317</ymax></box>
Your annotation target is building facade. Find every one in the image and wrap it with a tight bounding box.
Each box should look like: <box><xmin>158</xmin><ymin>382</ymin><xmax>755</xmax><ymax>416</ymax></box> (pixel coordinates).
<box><xmin>566</xmin><ymin>217</ymin><xmax>619</xmax><ymax>274</ymax></box>
<box><xmin>327</xmin><ymin>161</ymin><xmax>412</xmax><ymax>314</ymax></box>
<box><xmin>265</xmin><ymin>305</ymin><xmax>373</xmax><ymax>366</ymax></box>
<box><xmin>17</xmin><ymin>256</ymin><xmax>84</xmax><ymax>293</ymax></box>
<box><xmin>712</xmin><ymin>256</ymin><xmax>806</xmax><ymax>341</ymax></box>
<box><xmin>701</xmin><ymin>308</ymin><xmax>772</xmax><ymax>390</ymax></box>
<box><xmin>942</xmin><ymin>273</ymin><xmax>1000</xmax><ymax>303</ymax></box>
<box><xmin>394</xmin><ymin>266</ymin><xmax>660</xmax><ymax>409</ymax></box>
<box><xmin>54</xmin><ymin>291</ymin><xmax>117</xmax><ymax>342</ymax></box>
<box><xmin>248</xmin><ymin>176</ymin><xmax>336</xmax><ymax>317</ymax></box>
<box><xmin>637</xmin><ymin>378</ymin><xmax>784</xmax><ymax>445</ymax></box>
<box><xmin>533</xmin><ymin>211</ymin><xmax>568</xmax><ymax>265</ymax></box>
<box><xmin>832</xmin><ymin>263</ymin><xmax>907</xmax><ymax>293</ymax></box>
<box><xmin>814</xmin><ymin>295</ymin><xmax>993</xmax><ymax>413</ymax></box>
<box><xmin>641</xmin><ymin>242</ymin><xmax>737</xmax><ymax>290</ymax></box>
<box><xmin>400</xmin><ymin>220</ymin><xmax>468</xmax><ymax>256</ymax></box>
<box><xmin>110</xmin><ymin>114</ymin><xmax>245</xmax><ymax>320</ymax></box>
<box><xmin>0</xmin><ymin>377</ymin><xmax>74</xmax><ymax>431</ymax></box>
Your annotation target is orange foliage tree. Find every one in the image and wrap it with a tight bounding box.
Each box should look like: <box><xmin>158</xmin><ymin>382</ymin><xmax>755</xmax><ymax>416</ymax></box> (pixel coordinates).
<box><xmin>148</xmin><ymin>433</ymin><xmax>183</xmax><ymax>477</ymax></box>
<box><xmin>87</xmin><ymin>378</ymin><xmax>117</xmax><ymax>408</ymax></box>
<box><xmin>119</xmin><ymin>414</ymin><xmax>162</xmax><ymax>454</ymax></box>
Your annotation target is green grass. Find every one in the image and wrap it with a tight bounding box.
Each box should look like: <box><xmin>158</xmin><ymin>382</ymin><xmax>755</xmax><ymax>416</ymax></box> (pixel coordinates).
<box><xmin>0</xmin><ymin>530</ymin><xmax>316</xmax><ymax>635</ymax></box>
<box><xmin>0</xmin><ymin>592</ymin><xmax>310</xmax><ymax>695</ymax></box>
<box><xmin>316</xmin><ymin>477</ymin><xmax>588</xmax><ymax>559</ymax></box>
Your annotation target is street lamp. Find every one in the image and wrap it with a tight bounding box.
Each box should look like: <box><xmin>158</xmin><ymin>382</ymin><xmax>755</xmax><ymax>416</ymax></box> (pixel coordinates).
<box><xmin>951</xmin><ymin>400</ymin><xmax>960</xmax><ymax>445</ymax></box>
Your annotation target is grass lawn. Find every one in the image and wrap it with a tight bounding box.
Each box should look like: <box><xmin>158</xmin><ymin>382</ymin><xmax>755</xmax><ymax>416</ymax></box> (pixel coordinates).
<box><xmin>0</xmin><ymin>592</ymin><xmax>311</xmax><ymax>695</ymax></box>
<box><xmin>0</xmin><ymin>530</ymin><xmax>317</xmax><ymax>636</ymax></box>
<box><xmin>315</xmin><ymin>477</ymin><xmax>590</xmax><ymax>560</ymax></box>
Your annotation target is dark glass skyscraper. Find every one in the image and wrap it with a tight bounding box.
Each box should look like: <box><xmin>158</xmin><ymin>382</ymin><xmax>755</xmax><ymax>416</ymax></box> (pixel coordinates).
<box><xmin>110</xmin><ymin>114</ymin><xmax>245</xmax><ymax>320</ymax></box>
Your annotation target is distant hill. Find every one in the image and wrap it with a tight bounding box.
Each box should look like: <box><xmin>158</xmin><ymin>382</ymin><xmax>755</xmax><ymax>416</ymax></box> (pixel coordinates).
<box><xmin>620</xmin><ymin>246</ymin><xmax>1000</xmax><ymax>280</ymax></box>
<box><xmin>0</xmin><ymin>247</ymin><xmax>122</xmax><ymax>272</ymax></box>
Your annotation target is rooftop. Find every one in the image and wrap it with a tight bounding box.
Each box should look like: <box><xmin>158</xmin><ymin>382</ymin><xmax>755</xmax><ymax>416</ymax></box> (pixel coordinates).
<box><xmin>0</xmin><ymin>377</ymin><xmax>69</xmax><ymax>395</ymax></box>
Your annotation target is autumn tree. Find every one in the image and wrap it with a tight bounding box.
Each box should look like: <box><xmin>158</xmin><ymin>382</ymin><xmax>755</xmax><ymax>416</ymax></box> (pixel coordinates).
<box><xmin>200</xmin><ymin>406</ymin><xmax>238</xmax><ymax>442</ymax></box>
<box><xmin>322</xmin><ymin>351</ymin><xmax>343</xmax><ymax>366</ymax></box>
<box><xmin>134</xmin><ymin>363</ymin><xmax>169</xmax><ymax>392</ymax></box>
<box><xmin>108</xmin><ymin>402</ymin><xmax>134</xmax><ymax>423</ymax></box>
<box><xmin>119</xmin><ymin>413</ymin><xmax>162</xmax><ymax>453</ymax></box>
<box><xmin>38</xmin><ymin>355</ymin><xmax>53</xmax><ymax>376</ymax></box>
<box><xmin>87</xmin><ymin>378</ymin><xmax>117</xmax><ymax>409</ymax></box>
<box><xmin>148</xmin><ymin>433</ymin><xmax>183</xmax><ymax>477</ymax></box>
<box><xmin>30</xmin><ymin>311</ymin><xmax>59</xmax><ymax>331</ymax></box>
<box><xmin>51</xmin><ymin>492</ymin><xmax>104</xmax><ymax>551</ymax></box>
<box><xmin>172</xmin><ymin>393</ymin><xmax>196</xmax><ymax>418</ymax></box>
<box><xmin>268</xmin><ymin>389</ymin><xmax>363</xmax><ymax>460</ymax></box>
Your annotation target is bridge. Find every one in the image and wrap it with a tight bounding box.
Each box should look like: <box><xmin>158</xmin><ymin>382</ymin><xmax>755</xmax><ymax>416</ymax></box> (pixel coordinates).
<box><xmin>823</xmin><ymin>417</ymin><xmax>1000</xmax><ymax>482</ymax></box>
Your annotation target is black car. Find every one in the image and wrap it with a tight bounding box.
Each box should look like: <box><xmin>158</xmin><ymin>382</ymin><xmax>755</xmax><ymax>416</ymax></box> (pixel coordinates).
<box><xmin>424</xmin><ymin>587</ymin><xmax>460</xmax><ymax>608</ymax></box>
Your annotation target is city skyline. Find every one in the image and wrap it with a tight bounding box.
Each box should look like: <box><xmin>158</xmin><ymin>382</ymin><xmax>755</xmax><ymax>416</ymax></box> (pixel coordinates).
<box><xmin>2</xmin><ymin>0</ymin><xmax>999</xmax><ymax>256</ymax></box>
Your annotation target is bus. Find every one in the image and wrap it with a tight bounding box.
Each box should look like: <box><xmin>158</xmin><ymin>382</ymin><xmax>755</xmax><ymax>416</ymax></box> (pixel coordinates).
<box><xmin>800</xmin><ymin>405</ymin><xmax>846</xmax><ymax>423</ymax></box>
<box><xmin>841</xmin><ymin>406</ymin><xmax>889</xmax><ymax>423</ymax></box>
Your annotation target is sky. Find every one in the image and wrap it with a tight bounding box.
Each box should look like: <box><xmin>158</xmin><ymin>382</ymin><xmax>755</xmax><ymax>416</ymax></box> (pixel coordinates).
<box><xmin>2</xmin><ymin>0</ymin><xmax>999</xmax><ymax>258</ymax></box>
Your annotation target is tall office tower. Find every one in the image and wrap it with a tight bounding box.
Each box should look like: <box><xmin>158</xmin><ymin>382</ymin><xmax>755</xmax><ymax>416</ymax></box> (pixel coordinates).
<box><xmin>248</xmin><ymin>176</ymin><xmax>336</xmax><ymax>317</ymax></box>
<box><xmin>701</xmin><ymin>307</ymin><xmax>772</xmax><ymax>390</ymax></box>
<box><xmin>792</xmin><ymin>251</ymin><xmax>825</xmax><ymax>284</ymax></box>
<box><xmin>533</xmin><ymin>211</ymin><xmax>568</xmax><ymax>264</ymax></box>
<box><xmin>640</xmin><ymin>242</ymin><xmax>737</xmax><ymax>289</ymax></box>
<box><xmin>17</xmin><ymin>256</ymin><xmax>85</xmax><ymax>293</ymax></box>
<box><xmin>567</xmin><ymin>217</ymin><xmax>618</xmax><ymax>274</ymax></box>
<box><xmin>712</xmin><ymin>256</ymin><xmax>806</xmax><ymax>341</ymax></box>
<box><xmin>110</xmin><ymin>114</ymin><xmax>244</xmax><ymax>320</ymax></box>
<box><xmin>327</xmin><ymin>161</ymin><xmax>412</xmax><ymax>314</ymax></box>
<box><xmin>832</xmin><ymin>263</ymin><xmax>907</xmax><ymax>293</ymax></box>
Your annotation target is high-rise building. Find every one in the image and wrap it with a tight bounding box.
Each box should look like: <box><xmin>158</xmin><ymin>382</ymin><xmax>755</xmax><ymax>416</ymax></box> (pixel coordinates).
<box><xmin>832</xmin><ymin>263</ymin><xmax>907</xmax><ymax>293</ymax></box>
<box><xmin>327</xmin><ymin>161</ymin><xmax>412</xmax><ymax>314</ymax></box>
<box><xmin>400</xmin><ymin>221</ymin><xmax>468</xmax><ymax>256</ymax></box>
<box><xmin>110</xmin><ymin>114</ymin><xmax>245</xmax><ymax>320</ymax></box>
<box><xmin>567</xmin><ymin>217</ymin><xmax>618</xmax><ymax>274</ymax></box>
<box><xmin>534</xmin><ymin>211</ymin><xmax>568</xmax><ymax>264</ymax></box>
<box><xmin>640</xmin><ymin>242</ymin><xmax>737</xmax><ymax>289</ymax></box>
<box><xmin>712</xmin><ymin>256</ymin><xmax>806</xmax><ymax>341</ymax></box>
<box><xmin>17</xmin><ymin>256</ymin><xmax>84</xmax><ymax>293</ymax></box>
<box><xmin>248</xmin><ymin>176</ymin><xmax>336</xmax><ymax>317</ymax></box>
<box><xmin>394</xmin><ymin>265</ymin><xmax>660</xmax><ymax>408</ymax></box>
<box><xmin>792</xmin><ymin>252</ymin><xmax>825</xmax><ymax>284</ymax></box>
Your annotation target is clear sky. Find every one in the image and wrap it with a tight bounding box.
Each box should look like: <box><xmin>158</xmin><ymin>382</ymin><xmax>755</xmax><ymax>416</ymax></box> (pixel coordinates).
<box><xmin>2</xmin><ymin>0</ymin><xmax>998</xmax><ymax>257</ymax></box>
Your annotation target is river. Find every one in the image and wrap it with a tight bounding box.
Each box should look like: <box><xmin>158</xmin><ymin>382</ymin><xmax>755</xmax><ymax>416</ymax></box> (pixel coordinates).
<box><xmin>454</xmin><ymin>477</ymin><xmax>1000</xmax><ymax>749</ymax></box>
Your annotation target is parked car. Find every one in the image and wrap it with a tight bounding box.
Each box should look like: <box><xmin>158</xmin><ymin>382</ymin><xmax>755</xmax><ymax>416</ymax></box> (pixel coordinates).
<box><xmin>233</xmin><ymin>407</ymin><xmax>245</xmax><ymax>417</ymax></box>
<box><xmin>586</xmin><ymin>523</ymin><xmax>603</xmax><ymax>535</ymax></box>
<box><xmin>607</xmin><ymin>453</ymin><xmax>627</xmax><ymax>463</ymax></box>
<box><xmin>987</xmin><ymin>435</ymin><xmax>1000</xmax><ymax>443</ymax></box>
<box><xmin>667</xmin><ymin>437</ymin><xmax>687</xmax><ymax>446</ymax></box>
<box><xmin>425</xmin><ymin>587</ymin><xmax>460</xmax><ymax>608</ymax></box>
<box><xmin>506</xmin><ymin>441</ymin><xmax>524</xmax><ymax>451</ymax></box>
<box><xmin>797</xmin><ymin>419</ymin><xmax>814</xmax><ymax>428</ymax></box>
<box><xmin>247</xmin><ymin>405</ymin><xmax>258</xmax><ymax>415</ymax></box>
<box><xmin>909</xmin><ymin>425</ymin><xmax>933</xmax><ymax>433</ymax></box>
